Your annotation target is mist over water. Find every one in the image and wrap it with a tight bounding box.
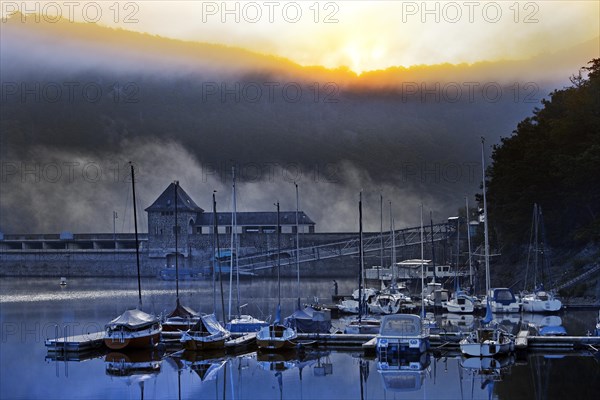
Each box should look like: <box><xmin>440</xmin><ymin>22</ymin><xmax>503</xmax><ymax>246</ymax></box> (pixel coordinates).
<box><xmin>1</xmin><ymin>16</ymin><xmax>597</xmax><ymax>234</ymax></box>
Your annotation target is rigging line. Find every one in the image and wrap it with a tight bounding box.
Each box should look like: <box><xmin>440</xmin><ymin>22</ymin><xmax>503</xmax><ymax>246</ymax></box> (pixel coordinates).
<box><xmin>121</xmin><ymin>182</ymin><xmax>130</xmax><ymax>234</ymax></box>
<box><xmin>525</xmin><ymin>204</ymin><xmax>536</xmax><ymax>291</ymax></box>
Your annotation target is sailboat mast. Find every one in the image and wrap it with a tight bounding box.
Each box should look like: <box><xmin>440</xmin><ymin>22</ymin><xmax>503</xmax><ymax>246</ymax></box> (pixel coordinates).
<box><xmin>358</xmin><ymin>192</ymin><xmax>363</xmax><ymax>323</ymax></box>
<box><xmin>466</xmin><ymin>196</ymin><xmax>473</xmax><ymax>286</ymax></box>
<box><xmin>295</xmin><ymin>183</ymin><xmax>300</xmax><ymax>310</ymax></box>
<box><xmin>430</xmin><ymin>211</ymin><xmax>437</xmax><ymax>283</ymax></box>
<box><xmin>390</xmin><ymin>204</ymin><xmax>396</xmax><ymax>283</ymax></box>
<box><xmin>130</xmin><ymin>162</ymin><xmax>142</xmax><ymax>308</ymax></box>
<box><xmin>389</xmin><ymin>201</ymin><xmax>393</xmax><ymax>269</ymax></box>
<box><xmin>539</xmin><ymin>206</ymin><xmax>549</xmax><ymax>287</ymax></box>
<box><xmin>276</xmin><ymin>202</ymin><xmax>281</xmax><ymax>308</ymax></box>
<box><xmin>420</xmin><ymin>204</ymin><xmax>425</xmax><ymax>317</ymax></box>
<box><xmin>379</xmin><ymin>193</ymin><xmax>383</xmax><ymax>282</ymax></box>
<box><xmin>233</xmin><ymin>167</ymin><xmax>240</xmax><ymax>317</ymax></box>
<box><xmin>481</xmin><ymin>137</ymin><xmax>491</xmax><ymax>294</ymax></box>
<box><xmin>212</xmin><ymin>192</ymin><xmax>218</xmax><ymax>315</ymax></box>
<box><xmin>174</xmin><ymin>181</ymin><xmax>180</xmax><ymax>304</ymax></box>
<box><xmin>533</xmin><ymin>203</ymin><xmax>539</xmax><ymax>289</ymax></box>
<box><xmin>228</xmin><ymin>168</ymin><xmax>235</xmax><ymax>321</ymax></box>
<box><xmin>214</xmin><ymin>192</ymin><xmax>226</xmax><ymax>323</ymax></box>
<box><xmin>455</xmin><ymin>213</ymin><xmax>460</xmax><ymax>291</ymax></box>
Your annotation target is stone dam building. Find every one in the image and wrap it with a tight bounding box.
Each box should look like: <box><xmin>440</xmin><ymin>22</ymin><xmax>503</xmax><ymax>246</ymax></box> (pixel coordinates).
<box><xmin>0</xmin><ymin>183</ymin><xmax>456</xmax><ymax>278</ymax></box>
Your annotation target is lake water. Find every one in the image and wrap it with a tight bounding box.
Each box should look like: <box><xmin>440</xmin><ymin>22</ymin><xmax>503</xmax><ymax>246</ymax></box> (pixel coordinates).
<box><xmin>1</xmin><ymin>277</ymin><xmax>599</xmax><ymax>399</ymax></box>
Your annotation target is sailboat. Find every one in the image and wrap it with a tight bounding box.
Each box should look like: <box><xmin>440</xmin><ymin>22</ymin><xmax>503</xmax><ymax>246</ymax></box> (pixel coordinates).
<box><xmin>422</xmin><ymin>213</ymin><xmax>451</xmax><ymax>308</ymax></box>
<box><xmin>163</xmin><ymin>181</ymin><xmax>201</xmax><ymax>332</ymax></box>
<box><xmin>256</xmin><ymin>202</ymin><xmax>298</xmax><ymax>350</ymax></box>
<box><xmin>337</xmin><ymin>288</ymin><xmax>377</xmax><ymax>314</ymax></box>
<box><xmin>105</xmin><ymin>163</ymin><xmax>162</xmax><ymax>350</ymax></box>
<box><xmin>180</xmin><ymin>192</ymin><xmax>231</xmax><ymax>351</ymax></box>
<box><xmin>521</xmin><ymin>204</ymin><xmax>562</xmax><ymax>313</ymax></box>
<box><xmin>285</xmin><ymin>183</ymin><xmax>332</xmax><ymax>333</ymax></box>
<box><xmin>445</xmin><ymin>214</ymin><xmax>477</xmax><ymax>314</ymax></box>
<box><xmin>180</xmin><ymin>313</ymin><xmax>231</xmax><ymax>351</ymax></box>
<box><xmin>369</xmin><ymin>208</ymin><xmax>415</xmax><ymax>315</ymax></box>
<box><xmin>344</xmin><ymin>192</ymin><xmax>381</xmax><ymax>335</ymax></box>
<box><xmin>226</xmin><ymin>167</ymin><xmax>269</xmax><ymax>333</ymax></box>
<box><xmin>460</xmin><ymin>138</ymin><xmax>515</xmax><ymax>357</ymax></box>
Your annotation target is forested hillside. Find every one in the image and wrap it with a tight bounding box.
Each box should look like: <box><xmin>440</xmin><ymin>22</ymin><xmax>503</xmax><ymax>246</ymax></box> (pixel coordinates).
<box><xmin>487</xmin><ymin>59</ymin><xmax>600</xmax><ymax>250</ymax></box>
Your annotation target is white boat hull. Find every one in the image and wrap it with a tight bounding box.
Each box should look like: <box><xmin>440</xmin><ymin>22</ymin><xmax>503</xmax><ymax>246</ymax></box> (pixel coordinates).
<box><xmin>369</xmin><ymin>295</ymin><xmax>401</xmax><ymax>315</ymax></box>
<box><xmin>444</xmin><ymin>298</ymin><xmax>475</xmax><ymax>314</ymax></box>
<box><xmin>490</xmin><ymin>302</ymin><xmax>521</xmax><ymax>313</ymax></box>
<box><xmin>522</xmin><ymin>298</ymin><xmax>562</xmax><ymax>313</ymax></box>
<box><xmin>460</xmin><ymin>326</ymin><xmax>514</xmax><ymax>358</ymax></box>
<box><xmin>337</xmin><ymin>299</ymin><xmax>360</xmax><ymax>314</ymax></box>
<box><xmin>459</xmin><ymin>341</ymin><xmax>512</xmax><ymax>357</ymax></box>
<box><xmin>256</xmin><ymin>325</ymin><xmax>297</xmax><ymax>351</ymax></box>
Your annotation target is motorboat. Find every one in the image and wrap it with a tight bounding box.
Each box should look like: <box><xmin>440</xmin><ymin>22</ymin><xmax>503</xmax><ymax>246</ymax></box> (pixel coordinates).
<box><xmin>376</xmin><ymin>314</ymin><xmax>430</xmax><ymax>356</ymax></box>
<box><xmin>487</xmin><ymin>288</ymin><xmax>521</xmax><ymax>313</ymax></box>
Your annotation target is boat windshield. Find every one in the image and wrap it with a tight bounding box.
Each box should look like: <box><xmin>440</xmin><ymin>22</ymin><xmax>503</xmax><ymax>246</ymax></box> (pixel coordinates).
<box><xmin>380</xmin><ymin>316</ymin><xmax>420</xmax><ymax>336</ymax></box>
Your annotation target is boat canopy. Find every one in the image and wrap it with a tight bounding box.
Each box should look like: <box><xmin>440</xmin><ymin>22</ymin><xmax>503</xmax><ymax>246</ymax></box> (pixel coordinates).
<box><xmin>106</xmin><ymin>309</ymin><xmax>159</xmax><ymax>330</ymax></box>
<box><xmin>380</xmin><ymin>314</ymin><xmax>423</xmax><ymax>336</ymax></box>
<box><xmin>166</xmin><ymin>302</ymin><xmax>198</xmax><ymax>319</ymax></box>
<box><xmin>284</xmin><ymin>306</ymin><xmax>332</xmax><ymax>333</ymax></box>
<box><xmin>190</xmin><ymin>314</ymin><xmax>229</xmax><ymax>335</ymax></box>
<box><xmin>491</xmin><ymin>288</ymin><xmax>516</xmax><ymax>305</ymax></box>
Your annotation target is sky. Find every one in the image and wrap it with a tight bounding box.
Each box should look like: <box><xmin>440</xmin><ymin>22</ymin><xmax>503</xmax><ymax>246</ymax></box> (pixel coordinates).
<box><xmin>4</xmin><ymin>0</ymin><xmax>599</xmax><ymax>73</ymax></box>
<box><xmin>1</xmin><ymin>1</ymin><xmax>599</xmax><ymax>234</ymax></box>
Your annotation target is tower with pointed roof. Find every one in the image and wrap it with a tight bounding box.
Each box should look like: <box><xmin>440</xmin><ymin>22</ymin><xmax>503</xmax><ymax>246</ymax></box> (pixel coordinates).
<box><xmin>145</xmin><ymin>181</ymin><xmax>203</xmax><ymax>262</ymax></box>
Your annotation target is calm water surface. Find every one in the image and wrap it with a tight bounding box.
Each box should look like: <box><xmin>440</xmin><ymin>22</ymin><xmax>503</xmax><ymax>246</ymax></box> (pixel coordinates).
<box><xmin>1</xmin><ymin>276</ymin><xmax>599</xmax><ymax>399</ymax></box>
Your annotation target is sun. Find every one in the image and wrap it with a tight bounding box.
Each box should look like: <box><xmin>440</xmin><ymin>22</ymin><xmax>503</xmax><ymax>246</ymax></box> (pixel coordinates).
<box><xmin>342</xmin><ymin>42</ymin><xmax>390</xmax><ymax>75</ymax></box>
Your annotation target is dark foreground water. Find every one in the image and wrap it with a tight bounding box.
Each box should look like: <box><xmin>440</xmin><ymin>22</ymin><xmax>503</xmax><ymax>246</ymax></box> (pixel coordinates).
<box><xmin>1</xmin><ymin>277</ymin><xmax>599</xmax><ymax>400</ymax></box>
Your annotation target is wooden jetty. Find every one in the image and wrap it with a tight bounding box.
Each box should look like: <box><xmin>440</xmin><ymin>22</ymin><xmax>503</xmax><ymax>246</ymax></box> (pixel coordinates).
<box><xmin>515</xmin><ymin>330</ymin><xmax>529</xmax><ymax>350</ymax></box>
<box><xmin>225</xmin><ymin>332</ymin><xmax>257</xmax><ymax>352</ymax></box>
<box><xmin>45</xmin><ymin>330</ymin><xmax>600</xmax><ymax>354</ymax></box>
<box><xmin>45</xmin><ymin>331</ymin><xmax>105</xmax><ymax>353</ymax></box>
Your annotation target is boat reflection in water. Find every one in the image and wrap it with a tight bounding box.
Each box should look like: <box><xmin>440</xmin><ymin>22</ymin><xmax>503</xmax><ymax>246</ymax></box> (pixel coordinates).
<box><xmin>459</xmin><ymin>354</ymin><xmax>515</xmax><ymax>396</ymax></box>
<box><xmin>257</xmin><ymin>349</ymin><xmax>325</xmax><ymax>400</ymax></box>
<box><xmin>256</xmin><ymin>348</ymin><xmax>326</xmax><ymax>373</ymax></box>
<box><xmin>376</xmin><ymin>352</ymin><xmax>431</xmax><ymax>392</ymax></box>
<box><xmin>257</xmin><ymin>349</ymin><xmax>299</xmax><ymax>372</ymax></box>
<box><xmin>105</xmin><ymin>349</ymin><xmax>163</xmax><ymax>399</ymax></box>
<box><xmin>105</xmin><ymin>350</ymin><xmax>162</xmax><ymax>377</ymax></box>
<box><xmin>522</xmin><ymin>314</ymin><xmax>567</xmax><ymax>336</ymax></box>
<box><xmin>174</xmin><ymin>350</ymin><xmax>227</xmax><ymax>382</ymax></box>
<box><xmin>442</xmin><ymin>313</ymin><xmax>476</xmax><ymax>333</ymax></box>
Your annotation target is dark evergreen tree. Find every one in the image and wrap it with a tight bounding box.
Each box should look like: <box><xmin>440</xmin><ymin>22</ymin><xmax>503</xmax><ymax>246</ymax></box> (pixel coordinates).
<box><xmin>486</xmin><ymin>59</ymin><xmax>600</xmax><ymax>247</ymax></box>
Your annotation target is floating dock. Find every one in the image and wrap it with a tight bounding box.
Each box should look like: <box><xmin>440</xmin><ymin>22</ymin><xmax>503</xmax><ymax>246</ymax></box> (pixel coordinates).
<box><xmin>45</xmin><ymin>330</ymin><xmax>600</xmax><ymax>354</ymax></box>
<box><xmin>225</xmin><ymin>332</ymin><xmax>257</xmax><ymax>349</ymax></box>
<box><xmin>45</xmin><ymin>332</ymin><xmax>105</xmax><ymax>353</ymax></box>
<box><xmin>515</xmin><ymin>330</ymin><xmax>529</xmax><ymax>349</ymax></box>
